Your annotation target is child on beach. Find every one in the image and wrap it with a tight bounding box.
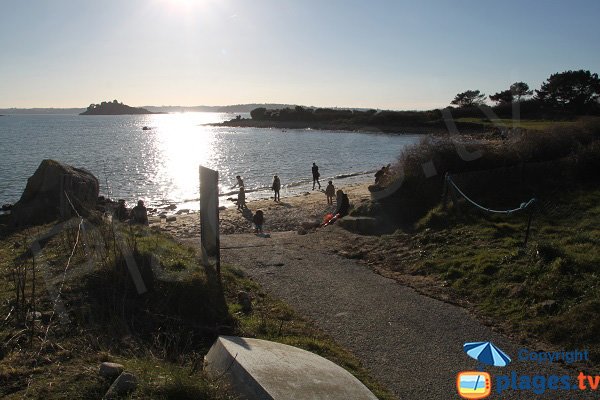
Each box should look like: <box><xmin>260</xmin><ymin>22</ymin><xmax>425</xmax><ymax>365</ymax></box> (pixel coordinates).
<box><xmin>325</xmin><ymin>181</ymin><xmax>335</xmax><ymax>204</ymax></box>
<box><xmin>253</xmin><ymin>210</ymin><xmax>264</xmax><ymax>233</ymax></box>
<box><xmin>237</xmin><ymin>187</ymin><xmax>247</xmax><ymax>210</ymax></box>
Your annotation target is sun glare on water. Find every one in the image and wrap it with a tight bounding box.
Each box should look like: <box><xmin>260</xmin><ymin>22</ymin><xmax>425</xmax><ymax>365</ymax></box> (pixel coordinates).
<box><xmin>150</xmin><ymin>113</ymin><xmax>217</xmax><ymax>205</ymax></box>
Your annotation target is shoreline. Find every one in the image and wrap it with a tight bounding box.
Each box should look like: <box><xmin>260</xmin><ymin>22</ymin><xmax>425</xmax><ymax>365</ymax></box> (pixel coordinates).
<box><xmin>209</xmin><ymin>118</ymin><xmax>489</xmax><ymax>135</ymax></box>
<box><xmin>150</xmin><ymin>181</ymin><xmax>373</xmax><ymax>237</ymax></box>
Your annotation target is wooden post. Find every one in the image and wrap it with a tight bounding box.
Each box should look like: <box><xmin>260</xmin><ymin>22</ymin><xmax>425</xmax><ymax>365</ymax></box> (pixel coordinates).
<box><xmin>523</xmin><ymin>209</ymin><xmax>534</xmax><ymax>246</ymax></box>
<box><xmin>441</xmin><ymin>173</ymin><xmax>449</xmax><ymax>210</ymax></box>
<box><xmin>199</xmin><ymin>166</ymin><xmax>221</xmax><ymax>279</ymax></box>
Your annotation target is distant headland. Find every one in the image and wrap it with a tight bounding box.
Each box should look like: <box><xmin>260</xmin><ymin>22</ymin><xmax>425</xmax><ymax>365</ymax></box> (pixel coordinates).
<box><xmin>80</xmin><ymin>100</ymin><xmax>157</xmax><ymax>115</ymax></box>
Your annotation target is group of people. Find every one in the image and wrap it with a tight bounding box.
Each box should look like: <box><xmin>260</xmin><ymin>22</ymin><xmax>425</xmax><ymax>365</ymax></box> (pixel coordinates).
<box><xmin>231</xmin><ymin>162</ymin><xmax>352</xmax><ymax>234</ymax></box>
<box><xmin>114</xmin><ymin>199</ymin><xmax>149</xmax><ymax>225</ymax></box>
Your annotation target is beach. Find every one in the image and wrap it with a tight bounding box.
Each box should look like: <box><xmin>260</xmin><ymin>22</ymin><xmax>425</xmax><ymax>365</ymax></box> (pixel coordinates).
<box><xmin>150</xmin><ymin>181</ymin><xmax>372</xmax><ymax>238</ymax></box>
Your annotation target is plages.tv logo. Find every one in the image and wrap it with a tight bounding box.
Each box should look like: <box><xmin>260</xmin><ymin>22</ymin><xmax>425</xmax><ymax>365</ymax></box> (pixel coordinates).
<box><xmin>457</xmin><ymin>341</ymin><xmax>512</xmax><ymax>399</ymax></box>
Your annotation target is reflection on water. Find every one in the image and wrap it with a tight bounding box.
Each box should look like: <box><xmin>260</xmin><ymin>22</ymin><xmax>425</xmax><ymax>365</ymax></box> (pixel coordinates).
<box><xmin>0</xmin><ymin>112</ymin><xmax>422</xmax><ymax>208</ymax></box>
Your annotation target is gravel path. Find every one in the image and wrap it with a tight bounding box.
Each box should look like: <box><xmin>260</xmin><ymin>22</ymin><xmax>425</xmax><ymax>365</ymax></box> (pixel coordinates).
<box><xmin>188</xmin><ymin>229</ymin><xmax>594</xmax><ymax>399</ymax></box>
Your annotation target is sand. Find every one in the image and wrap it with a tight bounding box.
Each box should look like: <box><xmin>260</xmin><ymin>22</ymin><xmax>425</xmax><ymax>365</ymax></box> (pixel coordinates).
<box><xmin>150</xmin><ymin>182</ymin><xmax>372</xmax><ymax>238</ymax></box>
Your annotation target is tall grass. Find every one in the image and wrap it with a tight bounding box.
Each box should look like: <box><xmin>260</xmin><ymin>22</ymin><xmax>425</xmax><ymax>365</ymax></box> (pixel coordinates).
<box><xmin>372</xmin><ymin>118</ymin><xmax>600</xmax><ymax>223</ymax></box>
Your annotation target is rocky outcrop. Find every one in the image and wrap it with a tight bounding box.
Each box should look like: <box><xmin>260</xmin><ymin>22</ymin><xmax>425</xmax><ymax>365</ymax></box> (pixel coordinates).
<box><xmin>80</xmin><ymin>100</ymin><xmax>155</xmax><ymax>115</ymax></box>
<box><xmin>10</xmin><ymin>160</ymin><xmax>99</xmax><ymax>227</ymax></box>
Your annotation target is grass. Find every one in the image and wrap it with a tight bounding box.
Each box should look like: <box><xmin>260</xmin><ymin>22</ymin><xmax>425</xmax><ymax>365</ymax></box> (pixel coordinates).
<box><xmin>370</xmin><ymin>117</ymin><xmax>600</xmax><ymax>224</ymax></box>
<box><xmin>364</xmin><ymin>185</ymin><xmax>600</xmax><ymax>365</ymax></box>
<box><xmin>455</xmin><ymin>117</ymin><xmax>587</xmax><ymax>131</ymax></box>
<box><xmin>0</xmin><ymin>220</ymin><xmax>395</xmax><ymax>399</ymax></box>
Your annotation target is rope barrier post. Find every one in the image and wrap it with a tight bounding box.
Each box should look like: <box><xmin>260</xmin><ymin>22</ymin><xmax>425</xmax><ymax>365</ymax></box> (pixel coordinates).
<box><xmin>523</xmin><ymin>205</ymin><xmax>535</xmax><ymax>247</ymax></box>
<box><xmin>448</xmin><ymin>176</ymin><xmax>461</xmax><ymax>215</ymax></box>
<box><xmin>441</xmin><ymin>173</ymin><xmax>449</xmax><ymax>210</ymax></box>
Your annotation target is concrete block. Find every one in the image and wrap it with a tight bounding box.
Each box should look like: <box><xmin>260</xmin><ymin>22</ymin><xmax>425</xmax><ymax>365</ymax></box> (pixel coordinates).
<box><xmin>204</xmin><ymin>336</ymin><xmax>377</xmax><ymax>400</ymax></box>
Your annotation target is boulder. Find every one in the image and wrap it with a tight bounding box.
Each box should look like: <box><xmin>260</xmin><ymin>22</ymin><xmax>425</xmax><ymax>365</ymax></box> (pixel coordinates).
<box><xmin>11</xmin><ymin>160</ymin><xmax>99</xmax><ymax>227</ymax></box>
<box><xmin>301</xmin><ymin>220</ymin><xmax>320</xmax><ymax>230</ymax></box>
<box><xmin>237</xmin><ymin>291</ymin><xmax>252</xmax><ymax>313</ymax></box>
<box><xmin>99</xmin><ymin>362</ymin><xmax>124</xmax><ymax>380</ymax></box>
<box><xmin>103</xmin><ymin>372</ymin><xmax>138</xmax><ymax>399</ymax></box>
<box><xmin>337</xmin><ymin>216</ymin><xmax>379</xmax><ymax>235</ymax></box>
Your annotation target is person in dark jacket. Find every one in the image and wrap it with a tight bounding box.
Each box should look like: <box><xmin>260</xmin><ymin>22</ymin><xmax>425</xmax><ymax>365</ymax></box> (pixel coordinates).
<box><xmin>115</xmin><ymin>199</ymin><xmax>129</xmax><ymax>221</ymax></box>
<box><xmin>130</xmin><ymin>200</ymin><xmax>148</xmax><ymax>225</ymax></box>
<box><xmin>253</xmin><ymin>210</ymin><xmax>264</xmax><ymax>233</ymax></box>
<box><xmin>272</xmin><ymin>175</ymin><xmax>281</xmax><ymax>202</ymax></box>
<box><xmin>335</xmin><ymin>192</ymin><xmax>350</xmax><ymax>217</ymax></box>
<box><xmin>312</xmin><ymin>162</ymin><xmax>321</xmax><ymax>190</ymax></box>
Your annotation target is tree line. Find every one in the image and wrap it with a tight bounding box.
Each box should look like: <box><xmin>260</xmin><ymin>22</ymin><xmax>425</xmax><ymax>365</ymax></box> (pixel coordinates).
<box><xmin>451</xmin><ymin>69</ymin><xmax>600</xmax><ymax>115</ymax></box>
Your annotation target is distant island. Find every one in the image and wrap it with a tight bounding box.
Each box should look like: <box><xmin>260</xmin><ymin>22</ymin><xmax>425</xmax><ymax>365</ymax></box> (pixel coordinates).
<box><xmin>80</xmin><ymin>100</ymin><xmax>157</xmax><ymax>115</ymax></box>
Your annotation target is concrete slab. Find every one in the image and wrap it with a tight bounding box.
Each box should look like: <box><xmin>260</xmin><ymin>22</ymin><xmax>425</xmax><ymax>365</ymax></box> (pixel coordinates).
<box><xmin>204</xmin><ymin>336</ymin><xmax>378</xmax><ymax>400</ymax></box>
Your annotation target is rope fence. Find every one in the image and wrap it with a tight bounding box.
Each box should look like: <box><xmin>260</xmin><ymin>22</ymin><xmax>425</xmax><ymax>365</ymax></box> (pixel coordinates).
<box><xmin>442</xmin><ymin>173</ymin><xmax>537</xmax><ymax>245</ymax></box>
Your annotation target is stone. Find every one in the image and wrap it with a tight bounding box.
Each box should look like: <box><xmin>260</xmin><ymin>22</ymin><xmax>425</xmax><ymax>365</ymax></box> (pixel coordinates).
<box><xmin>1</xmin><ymin>203</ymin><xmax>12</xmax><ymax>211</ymax></box>
<box><xmin>103</xmin><ymin>372</ymin><xmax>138</xmax><ymax>399</ymax></box>
<box><xmin>297</xmin><ymin>228</ymin><xmax>307</xmax><ymax>235</ymax></box>
<box><xmin>176</xmin><ymin>208</ymin><xmax>190</xmax><ymax>215</ymax></box>
<box><xmin>165</xmin><ymin>204</ymin><xmax>177</xmax><ymax>210</ymax></box>
<box><xmin>10</xmin><ymin>160</ymin><xmax>99</xmax><ymax>227</ymax></box>
<box><xmin>99</xmin><ymin>362</ymin><xmax>124</xmax><ymax>380</ymax></box>
<box><xmin>204</xmin><ymin>336</ymin><xmax>378</xmax><ymax>400</ymax></box>
<box><xmin>166</xmin><ymin>216</ymin><xmax>177</xmax><ymax>222</ymax></box>
<box><xmin>300</xmin><ymin>220</ymin><xmax>320</xmax><ymax>230</ymax></box>
<box><xmin>26</xmin><ymin>311</ymin><xmax>42</xmax><ymax>321</ymax></box>
<box><xmin>237</xmin><ymin>291</ymin><xmax>252</xmax><ymax>313</ymax></box>
<box><xmin>337</xmin><ymin>216</ymin><xmax>379</xmax><ymax>235</ymax></box>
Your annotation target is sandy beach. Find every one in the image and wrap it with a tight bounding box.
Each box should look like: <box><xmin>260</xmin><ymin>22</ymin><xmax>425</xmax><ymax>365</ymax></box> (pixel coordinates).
<box><xmin>150</xmin><ymin>181</ymin><xmax>372</xmax><ymax>238</ymax></box>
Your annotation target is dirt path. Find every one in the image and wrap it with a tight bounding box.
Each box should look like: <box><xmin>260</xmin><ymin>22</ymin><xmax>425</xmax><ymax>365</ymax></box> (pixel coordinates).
<box><xmin>183</xmin><ymin>228</ymin><xmax>597</xmax><ymax>399</ymax></box>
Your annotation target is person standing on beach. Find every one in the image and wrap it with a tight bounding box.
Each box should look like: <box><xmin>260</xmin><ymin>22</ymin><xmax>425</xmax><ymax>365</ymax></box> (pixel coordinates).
<box><xmin>325</xmin><ymin>181</ymin><xmax>335</xmax><ymax>205</ymax></box>
<box><xmin>237</xmin><ymin>187</ymin><xmax>247</xmax><ymax>210</ymax></box>
<box><xmin>272</xmin><ymin>175</ymin><xmax>281</xmax><ymax>202</ymax></box>
<box><xmin>312</xmin><ymin>162</ymin><xmax>321</xmax><ymax>190</ymax></box>
<box><xmin>232</xmin><ymin>175</ymin><xmax>244</xmax><ymax>189</ymax></box>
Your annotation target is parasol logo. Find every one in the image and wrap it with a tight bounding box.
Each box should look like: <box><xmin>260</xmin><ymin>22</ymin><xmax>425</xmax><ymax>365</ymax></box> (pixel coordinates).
<box><xmin>463</xmin><ymin>341</ymin><xmax>512</xmax><ymax>367</ymax></box>
<box><xmin>456</xmin><ymin>341</ymin><xmax>511</xmax><ymax>399</ymax></box>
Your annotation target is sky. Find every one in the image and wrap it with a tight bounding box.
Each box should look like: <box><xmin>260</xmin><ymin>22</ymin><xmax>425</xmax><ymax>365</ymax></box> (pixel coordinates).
<box><xmin>0</xmin><ymin>0</ymin><xmax>599</xmax><ymax>110</ymax></box>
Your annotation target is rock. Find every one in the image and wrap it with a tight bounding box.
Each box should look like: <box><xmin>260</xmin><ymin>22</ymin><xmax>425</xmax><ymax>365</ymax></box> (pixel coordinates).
<box><xmin>1</xmin><ymin>203</ymin><xmax>12</xmax><ymax>211</ymax></box>
<box><xmin>10</xmin><ymin>160</ymin><xmax>99</xmax><ymax>227</ymax></box>
<box><xmin>104</xmin><ymin>372</ymin><xmax>138</xmax><ymax>399</ymax></box>
<box><xmin>337</xmin><ymin>216</ymin><xmax>379</xmax><ymax>235</ymax></box>
<box><xmin>237</xmin><ymin>291</ymin><xmax>252</xmax><ymax>313</ymax></box>
<box><xmin>165</xmin><ymin>204</ymin><xmax>177</xmax><ymax>210</ymax></box>
<box><xmin>41</xmin><ymin>311</ymin><xmax>53</xmax><ymax>324</ymax></box>
<box><xmin>99</xmin><ymin>362</ymin><xmax>124</xmax><ymax>380</ymax></box>
<box><xmin>218</xmin><ymin>206</ymin><xmax>227</xmax><ymax>211</ymax></box>
<box><xmin>301</xmin><ymin>220</ymin><xmax>320</xmax><ymax>230</ymax></box>
<box><xmin>297</xmin><ymin>228</ymin><xmax>307</xmax><ymax>235</ymax></box>
<box><xmin>166</xmin><ymin>216</ymin><xmax>177</xmax><ymax>222</ymax></box>
<box><xmin>26</xmin><ymin>311</ymin><xmax>42</xmax><ymax>321</ymax></box>
<box><xmin>175</xmin><ymin>208</ymin><xmax>190</xmax><ymax>215</ymax></box>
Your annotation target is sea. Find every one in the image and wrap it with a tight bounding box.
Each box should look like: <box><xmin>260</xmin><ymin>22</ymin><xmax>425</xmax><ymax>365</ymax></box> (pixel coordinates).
<box><xmin>0</xmin><ymin>112</ymin><xmax>422</xmax><ymax>211</ymax></box>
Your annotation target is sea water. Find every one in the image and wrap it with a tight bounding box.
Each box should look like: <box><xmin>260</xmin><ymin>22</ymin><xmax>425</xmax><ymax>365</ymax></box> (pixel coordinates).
<box><xmin>0</xmin><ymin>112</ymin><xmax>421</xmax><ymax>210</ymax></box>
